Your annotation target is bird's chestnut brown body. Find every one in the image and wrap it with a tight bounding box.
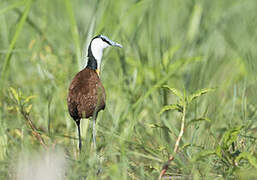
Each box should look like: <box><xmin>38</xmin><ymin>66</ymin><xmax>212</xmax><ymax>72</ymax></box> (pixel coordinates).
<box><xmin>67</xmin><ymin>68</ymin><xmax>106</xmax><ymax>121</ymax></box>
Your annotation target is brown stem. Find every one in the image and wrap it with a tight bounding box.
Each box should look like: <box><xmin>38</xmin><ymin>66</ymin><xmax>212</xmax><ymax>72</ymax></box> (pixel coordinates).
<box><xmin>21</xmin><ymin>109</ymin><xmax>47</xmax><ymax>149</ymax></box>
<box><xmin>159</xmin><ymin>104</ymin><xmax>186</xmax><ymax>180</ymax></box>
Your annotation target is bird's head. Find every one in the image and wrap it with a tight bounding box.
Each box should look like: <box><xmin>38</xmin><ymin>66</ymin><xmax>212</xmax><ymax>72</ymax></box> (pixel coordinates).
<box><xmin>87</xmin><ymin>35</ymin><xmax>122</xmax><ymax>74</ymax></box>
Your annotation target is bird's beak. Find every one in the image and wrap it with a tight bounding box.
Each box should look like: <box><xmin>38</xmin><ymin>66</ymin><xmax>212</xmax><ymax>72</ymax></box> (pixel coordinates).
<box><xmin>109</xmin><ymin>40</ymin><xmax>123</xmax><ymax>48</ymax></box>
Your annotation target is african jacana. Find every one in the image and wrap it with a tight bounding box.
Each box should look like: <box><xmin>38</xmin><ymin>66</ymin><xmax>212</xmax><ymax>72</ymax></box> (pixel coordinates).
<box><xmin>67</xmin><ymin>35</ymin><xmax>122</xmax><ymax>150</ymax></box>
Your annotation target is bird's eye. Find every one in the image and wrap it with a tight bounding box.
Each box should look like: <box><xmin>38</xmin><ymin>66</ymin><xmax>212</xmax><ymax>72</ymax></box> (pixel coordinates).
<box><xmin>101</xmin><ymin>38</ymin><xmax>111</xmax><ymax>45</ymax></box>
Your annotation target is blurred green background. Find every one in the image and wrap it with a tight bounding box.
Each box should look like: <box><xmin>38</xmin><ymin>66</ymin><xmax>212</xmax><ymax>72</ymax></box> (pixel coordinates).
<box><xmin>0</xmin><ymin>0</ymin><xmax>257</xmax><ymax>179</ymax></box>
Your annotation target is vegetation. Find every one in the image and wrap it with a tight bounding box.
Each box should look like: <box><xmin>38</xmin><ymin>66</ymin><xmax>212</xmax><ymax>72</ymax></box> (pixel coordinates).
<box><xmin>0</xmin><ymin>0</ymin><xmax>257</xmax><ymax>179</ymax></box>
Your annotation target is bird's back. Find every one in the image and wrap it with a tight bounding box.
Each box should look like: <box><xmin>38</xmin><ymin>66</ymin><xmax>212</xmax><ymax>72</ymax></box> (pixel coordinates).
<box><xmin>67</xmin><ymin>68</ymin><xmax>106</xmax><ymax>120</ymax></box>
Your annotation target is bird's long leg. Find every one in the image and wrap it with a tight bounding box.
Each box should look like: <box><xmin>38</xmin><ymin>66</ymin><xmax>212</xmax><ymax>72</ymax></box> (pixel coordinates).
<box><xmin>92</xmin><ymin>114</ymin><xmax>97</xmax><ymax>149</ymax></box>
<box><xmin>76</xmin><ymin>120</ymin><xmax>82</xmax><ymax>151</ymax></box>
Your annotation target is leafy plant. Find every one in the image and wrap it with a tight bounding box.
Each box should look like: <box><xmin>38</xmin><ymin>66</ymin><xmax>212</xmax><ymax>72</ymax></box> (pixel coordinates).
<box><xmin>159</xmin><ymin>86</ymin><xmax>213</xmax><ymax>179</ymax></box>
<box><xmin>192</xmin><ymin>125</ymin><xmax>257</xmax><ymax>178</ymax></box>
<box><xmin>8</xmin><ymin>87</ymin><xmax>46</xmax><ymax>148</ymax></box>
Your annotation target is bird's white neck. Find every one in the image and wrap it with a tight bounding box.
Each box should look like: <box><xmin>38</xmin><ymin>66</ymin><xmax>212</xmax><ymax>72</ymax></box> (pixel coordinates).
<box><xmin>90</xmin><ymin>38</ymin><xmax>109</xmax><ymax>70</ymax></box>
<box><xmin>91</xmin><ymin>49</ymin><xmax>103</xmax><ymax>70</ymax></box>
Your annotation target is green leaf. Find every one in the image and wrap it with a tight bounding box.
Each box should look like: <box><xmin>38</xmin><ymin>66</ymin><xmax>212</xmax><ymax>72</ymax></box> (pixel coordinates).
<box><xmin>181</xmin><ymin>143</ymin><xmax>191</xmax><ymax>150</ymax></box>
<box><xmin>7</xmin><ymin>106</ymin><xmax>15</xmax><ymax>111</ymax></box>
<box><xmin>160</xmin><ymin>104</ymin><xmax>182</xmax><ymax>114</ymax></box>
<box><xmin>24</xmin><ymin>95</ymin><xmax>36</xmax><ymax>103</ymax></box>
<box><xmin>148</xmin><ymin>123</ymin><xmax>172</xmax><ymax>133</ymax></box>
<box><xmin>9</xmin><ymin>87</ymin><xmax>19</xmax><ymax>102</ymax></box>
<box><xmin>215</xmin><ymin>145</ymin><xmax>223</xmax><ymax>159</ymax></box>
<box><xmin>187</xmin><ymin>117</ymin><xmax>211</xmax><ymax>126</ymax></box>
<box><xmin>25</xmin><ymin>104</ymin><xmax>32</xmax><ymax>114</ymax></box>
<box><xmin>162</xmin><ymin>85</ymin><xmax>183</xmax><ymax>99</ymax></box>
<box><xmin>192</xmin><ymin>150</ymin><xmax>216</xmax><ymax>161</ymax></box>
<box><xmin>222</xmin><ymin>126</ymin><xmax>243</xmax><ymax>149</ymax></box>
<box><xmin>235</xmin><ymin>152</ymin><xmax>257</xmax><ymax>169</ymax></box>
<box><xmin>188</xmin><ymin>88</ymin><xmax>214</xmax><ymax>104</ymax></box>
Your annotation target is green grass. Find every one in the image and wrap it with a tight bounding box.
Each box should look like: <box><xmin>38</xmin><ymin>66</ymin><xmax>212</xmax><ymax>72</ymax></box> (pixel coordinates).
<box><xmin>0</xmin><ymin>0</ymin><xmax>257</xmax><ymax>179</ymax></box>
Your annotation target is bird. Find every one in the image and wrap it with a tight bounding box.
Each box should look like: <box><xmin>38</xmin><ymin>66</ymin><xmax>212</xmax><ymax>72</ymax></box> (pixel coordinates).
<box><xmin>67</xmin><ymin>35</ymin><xmax>122</xmax><ymax>151</ymax></box>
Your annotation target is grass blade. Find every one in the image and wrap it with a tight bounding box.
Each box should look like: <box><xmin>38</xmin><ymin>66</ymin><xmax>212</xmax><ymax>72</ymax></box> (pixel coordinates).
<box><xmin>192</xmin><ymin>150</ymin><xmax>216</xmax><ymax>162</ymax></box>
<box><xmin>0</xmin><ymin>0</ymin><xmax>33</xmax><ymax>84</ymax></box>
<box><xmin>64</xmin><ymin>0</ymin><xmax>81</xmax><ymax>70</ymax></box>
<box><xmin>0</xmin><ymin>0</ymin><xmax>25</xmax><ymax>15</ymax></box>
